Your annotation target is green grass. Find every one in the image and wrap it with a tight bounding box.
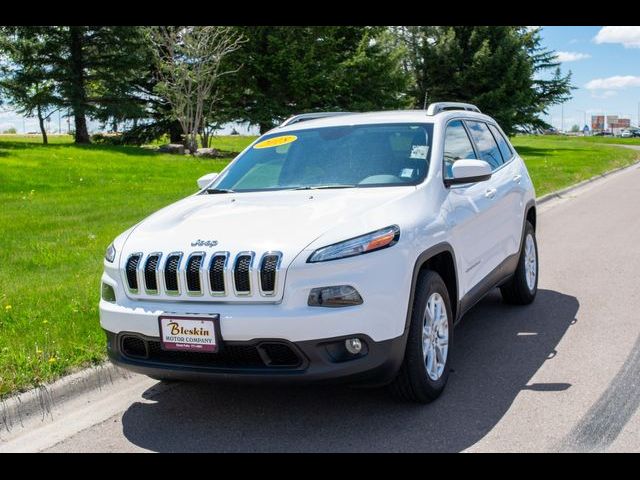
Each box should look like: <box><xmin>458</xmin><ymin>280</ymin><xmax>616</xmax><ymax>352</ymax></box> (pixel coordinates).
<box><xmin>511</xmin><ymin>135</ymin><xmax>640</xmax><ymax>195</ymax></box>
<box><xmin>0</xmin><ymin>132</ymin><xmax>638</xmax><ymax>397</ymax></box>
<box><xmin>0</xmin><ymin>135</ymin><xmax>250</xmax><ymax>397</ymax></box>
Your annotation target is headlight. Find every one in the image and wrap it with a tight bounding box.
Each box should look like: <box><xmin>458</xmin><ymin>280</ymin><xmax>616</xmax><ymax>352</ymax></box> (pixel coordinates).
<box><xmin>105</xmin><ymin>242</ymin><xmax>116</xmax><ymax>263</ymax></box>
<box><xmin>307</xmin><ymin>225</ymin><xmax>400</xmax><ymax>263</ymax></box>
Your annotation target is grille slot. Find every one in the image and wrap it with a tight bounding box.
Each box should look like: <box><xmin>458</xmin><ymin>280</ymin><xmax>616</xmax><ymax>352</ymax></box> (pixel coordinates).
<box><xmin>259</xmin><ymin>254</ymin><xmax>280</xmax><ymax>294</ymax></box>
<box><xmin>121</xmin><ymin>336</ymin><xmax>147</xmax><ymax>358</ymax></box>
<box><xmin>164</xmin><ymin>254</ymin><xmax>181</xmax><ymax>293</ymax></box>
<box><xmin>125</xmin><ymin>254</ymin><xmax>141</xmax><ymax>291</ymax></box>
<box><xmin>209</xmin><ymin>254</ymin><xmax>227</xmax><ymax>294</ymax></box>
<box><xmin>186</xmin><ymin>254</ymin><xmax>204</xmax><ymax>293</ymax></box>
<box><xmin>234</xmin><ymin>254</ymin><xmax>253</xmax><ymax>294</ymax></box>
<box><xmin>259</xmin><ymin>342</ymin><xmax>301</xmax><ymax>367</ymax></box>
<box><xmin>144</xmin><ymin>254</ymin><xmax>160</xmax><ymax>292</ymax></box>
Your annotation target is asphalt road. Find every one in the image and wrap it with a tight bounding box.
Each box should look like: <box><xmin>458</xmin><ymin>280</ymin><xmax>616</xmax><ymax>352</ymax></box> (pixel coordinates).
<box><xmin>9</xmin><ymin>161</ymin><xmax>640</xmax><ymax>452</ymax></box>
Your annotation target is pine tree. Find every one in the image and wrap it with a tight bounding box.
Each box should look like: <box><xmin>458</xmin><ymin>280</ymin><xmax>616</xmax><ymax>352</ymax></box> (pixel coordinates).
<box><xmin>401</xmin><ymin>26</ymin><xmax>573</xmax><ymax>135</ymax></box>
<box><xmin>218</xmin><ymin>26</ymin><xmax>411</xmax><ymax>133</ymax></box>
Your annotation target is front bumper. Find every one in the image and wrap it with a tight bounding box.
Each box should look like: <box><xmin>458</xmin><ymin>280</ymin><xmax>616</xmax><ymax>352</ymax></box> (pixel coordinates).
<box><xmin>105</xmin><ymin>329</ymin><xmax>406</xmax><ymax>386</ymax></box>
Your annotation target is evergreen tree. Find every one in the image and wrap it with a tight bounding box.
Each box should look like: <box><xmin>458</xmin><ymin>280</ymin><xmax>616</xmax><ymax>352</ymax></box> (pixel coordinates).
<box><xmin>0</xmin><ymin>26</ymin><xmax>150</xmax><ymax>144</ymax></box>
<box><xmin>401</xmin><ymin>26</ymin><xmax>573</xmax><ymax>135</ymax></box>
<box><xmin>219</xmin><ymin>26</ymin><xmax>410</xmax><ymax>133</ymax></box>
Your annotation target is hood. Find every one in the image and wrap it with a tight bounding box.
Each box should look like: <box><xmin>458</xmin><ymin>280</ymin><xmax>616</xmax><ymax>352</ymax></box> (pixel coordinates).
<box><xmin>122</xmin><ymin>187</ymin><xmax>415</xmax><ymax>259</ymax></box>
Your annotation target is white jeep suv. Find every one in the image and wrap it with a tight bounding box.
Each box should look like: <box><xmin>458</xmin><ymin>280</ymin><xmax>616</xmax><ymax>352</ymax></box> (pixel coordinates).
<box><xmin>100</xmin><ymin>103</ymin><xmax>538</xmax><ymax>403</ymax></box>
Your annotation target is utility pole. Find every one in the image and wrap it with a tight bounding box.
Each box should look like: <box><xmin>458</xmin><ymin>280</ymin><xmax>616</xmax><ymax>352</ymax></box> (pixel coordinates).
<box><xmin>58</xmin><ymin>111</ymin><xmax>61</xmax><ymax>134</ymax></box>
<box><xmin>561</xmin><ymin>103</ymin><xmax>564</xmax><ymax>133</ymax></box>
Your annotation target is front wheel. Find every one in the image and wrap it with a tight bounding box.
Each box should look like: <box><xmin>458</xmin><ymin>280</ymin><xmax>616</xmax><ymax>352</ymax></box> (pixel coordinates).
<box><xmin>500</xmin><ymin>221</ymin><xmax>538</xmax><ymax>305</ymax></box>
<box><xmin>388</xmin><ymin>270</ymin><xmax>453</xmax><ymax>403</ymax></box>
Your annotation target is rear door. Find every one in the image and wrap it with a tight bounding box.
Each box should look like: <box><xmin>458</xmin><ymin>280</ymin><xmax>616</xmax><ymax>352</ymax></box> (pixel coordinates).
<box><xmin>487</xmin><ymin>123</ymin><xmax>524</xmax><ymax>258</ymax></box>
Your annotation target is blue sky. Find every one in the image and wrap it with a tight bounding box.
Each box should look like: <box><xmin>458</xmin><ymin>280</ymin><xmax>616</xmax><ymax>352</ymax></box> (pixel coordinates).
<box><xmin>2</xmin><ymin>26</ymin><xmax>640</xmax><ymax>134</ymax></box>
<box><xmin>539</xmin><ymin>26</ymin><xmax>640</xmax><ymax>130</ymax></box>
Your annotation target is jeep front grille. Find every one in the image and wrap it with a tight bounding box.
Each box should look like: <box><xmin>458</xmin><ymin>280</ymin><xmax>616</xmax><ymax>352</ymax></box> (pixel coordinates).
<box><xmin>144</xmin><ymin>254</ymin><xmax>160</xmax><ymax>293</ymax></box>
<box><xmin>186</xmin><ymin>253</ymin><xmax>204</xmax><ymax>294</ymax></box>
<box><xmin>208</xmin><ymin>253</ymin><xmax>228</xmax><ymax>295</ymax></box>
<box><xmin>124</xmin><ymin>250</ymin><xmax>283</xmax><ymax>299</ymax></box>
<box><xmin>164</xmin><ymin>254</ymin><xmax>181</xmax><ymax>293</ymax></box>
<box><xmin>233</xmin><ymin>253</ymin><xmax>253</xmax><ymax>294</ymax></box>
<box><xmin>259</xmin><ymin>253</ymin><xmax>281</xmax><ymax>295</ymax></box>
<box><xmin>125</xmin><ymin>254</ymin><xmax>141</xmax><ymax>292</ymax></box>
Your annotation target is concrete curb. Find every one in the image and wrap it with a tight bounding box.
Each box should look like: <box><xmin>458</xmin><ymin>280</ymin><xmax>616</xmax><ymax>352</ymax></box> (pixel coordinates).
<box><xmin>0</xmin><ymin>362</ymin><xmax>132</xmax><ymax>435</ymax></box>
<box><xmin>537</xmin><ymin>159</ymin><xmax>640</xmax><ymax>205</ymax></box>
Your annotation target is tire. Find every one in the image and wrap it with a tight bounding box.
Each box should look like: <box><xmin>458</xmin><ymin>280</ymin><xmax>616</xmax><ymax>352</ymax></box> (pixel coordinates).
<box><xmin>388</xmin><ymin>270</ymin><xmax>453</xmax><ymax>403</ymax></box>
<box><xmin>500</xmin><ymin>221</ymin><xmax>538</xmax><ymax>305</ymax></box>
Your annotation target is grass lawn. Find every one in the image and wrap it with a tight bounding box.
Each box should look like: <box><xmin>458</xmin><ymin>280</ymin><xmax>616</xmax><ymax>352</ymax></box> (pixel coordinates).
<box><xmin>0</xmin><ymin>133</ymin><xmax>638</xmax><ymax>397</ymax></box>
<box><xmin>510</xmin><ymin>135</ymin><xmax>639</xmax><ymax>194</ymax></box>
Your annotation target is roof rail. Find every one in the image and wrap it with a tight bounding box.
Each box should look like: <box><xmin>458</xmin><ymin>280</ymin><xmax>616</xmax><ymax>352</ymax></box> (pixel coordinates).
<box><xmin>426</xmin><ymin>102</ymin><xmax>481</xmax><ymax>115</ymax></box>
<box><xmin>278</xmin><ymin>112</ymin><xmax>353</xmax><ymax>128</ymax></box>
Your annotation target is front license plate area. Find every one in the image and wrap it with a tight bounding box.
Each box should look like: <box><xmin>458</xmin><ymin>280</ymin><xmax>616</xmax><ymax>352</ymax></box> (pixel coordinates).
<box><xmin>159</xmin><ymin>315</ymin><xmax>219</xmax><ymax>353</ymax></box>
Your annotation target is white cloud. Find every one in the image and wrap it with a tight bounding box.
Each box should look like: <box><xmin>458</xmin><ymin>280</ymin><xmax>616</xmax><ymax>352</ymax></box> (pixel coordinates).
<box><xmin>555</xmin><ymin>51</ymin><xmax>591</xmax><ymax>62</ymax></box>
<box><xmin>585</xmin><ymin>75</ymin><xmax>640</xmax><ymax>90</ymax></box>
<box><xmin>594</xmin><ymin>26</ymin><xmax>640</xmax><ymax>48</ymax></box>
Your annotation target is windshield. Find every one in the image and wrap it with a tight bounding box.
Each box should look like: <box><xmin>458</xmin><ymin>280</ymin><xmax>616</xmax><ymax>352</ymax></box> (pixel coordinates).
<box><xmin>209</xmin><ymin>123</ymin><xmax>433</xmax><ymax>192</ymax></box>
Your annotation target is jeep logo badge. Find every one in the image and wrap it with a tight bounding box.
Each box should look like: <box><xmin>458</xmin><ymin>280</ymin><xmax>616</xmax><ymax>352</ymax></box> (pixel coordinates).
<box><xmin>191</xmin><ymin>239</ymin><xmax>218</xmax><ymax>247</ymax></box>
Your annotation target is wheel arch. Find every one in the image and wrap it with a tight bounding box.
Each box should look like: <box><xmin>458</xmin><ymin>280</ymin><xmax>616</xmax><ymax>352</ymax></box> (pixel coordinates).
<box><xmin>526</xmin><ymin>202</ymin><xmax>537</xmax><ymax>231</ymax></box>
<box><xmin>406</xmin><ymin>243</ymin><xmax>460</xmax><ymax>331</ymax></box>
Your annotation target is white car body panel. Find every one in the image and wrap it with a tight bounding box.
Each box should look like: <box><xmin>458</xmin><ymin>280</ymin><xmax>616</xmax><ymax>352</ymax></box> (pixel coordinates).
<box><xmin>100</xmin><ymin>109</ymin><xmax>536</xmax><ymax>353</ymax></box>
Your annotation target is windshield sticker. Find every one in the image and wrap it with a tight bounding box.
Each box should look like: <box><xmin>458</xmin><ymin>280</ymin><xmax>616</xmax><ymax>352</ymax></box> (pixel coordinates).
<box><xmin>254</xmin><ymin>135</ymin><xmax>298</xmax><ymax>149</ymax></box>
<box><xmin>410</xmin><ymin>145</ymin><xmax>428</xmax><ymax>159</ymax></box>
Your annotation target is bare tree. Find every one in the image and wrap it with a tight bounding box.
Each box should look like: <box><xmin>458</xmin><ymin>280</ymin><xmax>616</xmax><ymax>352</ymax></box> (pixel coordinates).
<box><xmin>148</xmin><ymin>26</ymin><xmax>243</xmax><ymax>153</ymax></box>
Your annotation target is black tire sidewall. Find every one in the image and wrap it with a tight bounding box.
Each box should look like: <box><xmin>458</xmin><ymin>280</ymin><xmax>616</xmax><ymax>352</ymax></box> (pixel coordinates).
<box><xmin>517</xmin><ymin>222</ymin><xmax>538</xmax><ymax>299</ymax></box>
<box><xmin>404</xmin><ymin>270</ymin><xmax>453</xmax><ymax>400</ymax></box>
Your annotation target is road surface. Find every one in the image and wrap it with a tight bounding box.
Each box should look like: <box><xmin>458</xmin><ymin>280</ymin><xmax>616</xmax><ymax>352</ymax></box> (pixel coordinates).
<box><xmin>4</xmin><ymin>161</ymin><xmax>640</xmax><ymax>452</ymax></box>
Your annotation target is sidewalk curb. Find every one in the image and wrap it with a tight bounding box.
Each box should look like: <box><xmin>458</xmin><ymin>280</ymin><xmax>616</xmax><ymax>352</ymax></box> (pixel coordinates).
<box><xmin>0</xmin><ymin>362</ymin><xmax>132</xmax><ymax>434</ymax></box>
<box><xmin>537</xmin><ymin>159</ymin><xmax>640</xmax><ymax>205</ymax></box>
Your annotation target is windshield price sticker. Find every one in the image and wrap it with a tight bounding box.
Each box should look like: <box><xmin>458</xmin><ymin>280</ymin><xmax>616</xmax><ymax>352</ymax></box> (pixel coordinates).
<box><xmin>253</xmin><ymin>135</ymin><xmax>298</xmax><ymax>149</ymax></box>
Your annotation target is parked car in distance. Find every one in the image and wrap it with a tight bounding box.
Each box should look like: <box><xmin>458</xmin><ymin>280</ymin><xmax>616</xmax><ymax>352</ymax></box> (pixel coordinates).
<box><xmin>620</xmin><ymin>130</ymin><xmax>633</xmax><ymax>138</ymax></box>
<box><xmin>99</xmin><ymin>103</ymin><xmax>539</xmax><ymax>403</ymax></box>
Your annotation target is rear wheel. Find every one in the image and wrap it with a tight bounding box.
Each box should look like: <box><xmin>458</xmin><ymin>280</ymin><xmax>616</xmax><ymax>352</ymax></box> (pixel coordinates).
<box><xmin>388</xmin><ymin>270</ymin><xmax>453</xmax><ymax>403</ymax></box>
<box><xmin>500</xmin><ymin>221</ymin><xmax>538</xmax><ymax>305</ymax></box>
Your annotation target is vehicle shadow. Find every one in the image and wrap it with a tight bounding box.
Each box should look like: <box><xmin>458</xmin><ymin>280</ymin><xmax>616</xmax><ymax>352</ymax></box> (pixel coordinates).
<box><xmin>120</xmin><ymin>288</ymin><xmax>578</xmax><ymax>452</ymax></box>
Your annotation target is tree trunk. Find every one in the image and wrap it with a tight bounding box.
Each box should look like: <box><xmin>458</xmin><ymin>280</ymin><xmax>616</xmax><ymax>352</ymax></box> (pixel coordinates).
<box><xmin>37</xmin><ymin>105</ymin><xmax>48</xmax><ymax>145</ymax></box>
<box><xmin>169</xmin><ymin>120</ymin><xmax>183</xmax><ymax>143</ymax></box>
<box><xmin>69</xmin><ymin>26</ymin><xmax>91</xmax><ymax>144</ymax></box>
<box><xmin>259</xmin><ymin>122</ymin><xmax>273</xmax><ymax>134</ymax></box>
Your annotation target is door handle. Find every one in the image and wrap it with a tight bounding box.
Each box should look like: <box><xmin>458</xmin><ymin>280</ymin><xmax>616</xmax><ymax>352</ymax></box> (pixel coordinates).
<box><xmin>512</xmin><ymin>174</ymin><xmax>522</xmax><ymax>183</ymax></box>
<box><xmin>484</xmin><ymin>187</ymin><xmax>497</xmax><ymax>199</ymax></box>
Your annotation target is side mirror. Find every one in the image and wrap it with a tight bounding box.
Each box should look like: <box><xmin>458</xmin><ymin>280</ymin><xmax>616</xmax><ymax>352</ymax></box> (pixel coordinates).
<box><xmin>445</xmin><ymin>159</ymin><xmax>492</xmax><ymax>186</ymax></box>
<box><xmin>197</xmin><ymin>172</ymin><xmax>218</xmax><ymax>190</ymax></box>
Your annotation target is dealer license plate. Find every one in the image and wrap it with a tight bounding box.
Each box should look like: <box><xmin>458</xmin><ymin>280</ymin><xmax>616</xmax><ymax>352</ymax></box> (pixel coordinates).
<box><xmin>159</xmin><ymin>315</ymin><xmax>219</xmax><ymax>353</ymax></box>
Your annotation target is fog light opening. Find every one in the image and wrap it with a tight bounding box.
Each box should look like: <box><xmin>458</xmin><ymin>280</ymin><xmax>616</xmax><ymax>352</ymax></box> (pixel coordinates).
<box><xmin>345</xmin><ymin>338</ymin><xmax>362</xmax><ymax>355</ymax></box>
<box><xmin>101</xmin><ymin>282</ymin><xmax>116</xmax><ymax>303</ymax></box>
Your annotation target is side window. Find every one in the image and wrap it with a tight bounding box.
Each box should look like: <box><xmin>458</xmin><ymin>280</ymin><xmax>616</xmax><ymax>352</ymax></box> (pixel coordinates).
<box><xmin>488</xmin><ymin>124</ymin><xmax>513</xmax><ymax>162</ymax></box>
<box><xmin>465</xmin><ymin>121</ymin><xmax>504</xmax><ymax>170</ymax></box>
<box><xmin>443</xmin><ymin>120</ymin><xmax>476</xmax><ymax>179</ymax></box>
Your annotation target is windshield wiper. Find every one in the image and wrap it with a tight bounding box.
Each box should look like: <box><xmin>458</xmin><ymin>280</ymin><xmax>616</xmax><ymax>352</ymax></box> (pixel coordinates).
<box><xmin>291</xmin><ymin>184</ymin><xmax>357</xmax><ymax>190</ymax></box>
<box><xmin>206</xmin><ymin>188</ymin><xmax>235</xmax><ymax>194</ymax></box>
